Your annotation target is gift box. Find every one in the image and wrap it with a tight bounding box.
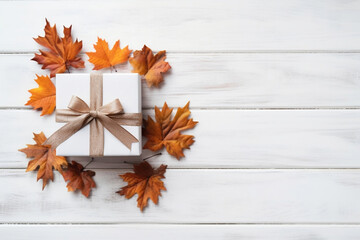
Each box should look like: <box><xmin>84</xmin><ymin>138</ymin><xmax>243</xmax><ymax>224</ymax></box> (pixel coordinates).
<box><xmin>48</xmin><ymin>73</ymin><xmax>142</xmax><ymax>156</ymax></box>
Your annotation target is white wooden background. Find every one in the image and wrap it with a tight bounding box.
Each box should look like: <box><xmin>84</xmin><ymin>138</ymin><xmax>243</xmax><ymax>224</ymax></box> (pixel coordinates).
<box><xmin>1</xmin><ymin>0</ymin><xmax>360</xmax><ymax>239</ymax></box>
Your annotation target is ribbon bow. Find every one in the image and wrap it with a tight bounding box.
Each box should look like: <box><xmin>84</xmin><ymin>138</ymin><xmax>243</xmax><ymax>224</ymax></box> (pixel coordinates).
<box><xmin>44</xmin><ymin>73</ymin><xmax>142</xmax><ymax>156</ymax></box>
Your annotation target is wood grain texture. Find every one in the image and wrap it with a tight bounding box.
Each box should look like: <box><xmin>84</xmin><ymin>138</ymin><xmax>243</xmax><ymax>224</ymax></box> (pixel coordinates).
<box><xmin>1</xmin><ymin>53</ymin><xmax>360</xmax><ymax>108</ymax></box>
<box><xmin>1</xmin><ymin>0</ymin><xmax>360</xmax><ymax>52</ymax></box>
<box><xmin>2</xmin><ymin>224</ymin><xmax>360</xmax><ymax>240</ymax></box>
<box><xmin>3</xmin><ymin>109</ymin><xmax>360</xmax><ymax>169</ymax></box>
<box><xmin>1</xmin><ymin>169</ymin><xmax>360</xmax><ymax>223</ymax></box>
<box><xmin>1</xmin><ymin>0</ymin><xmax>360</xmax><ymax>235</ymax></box>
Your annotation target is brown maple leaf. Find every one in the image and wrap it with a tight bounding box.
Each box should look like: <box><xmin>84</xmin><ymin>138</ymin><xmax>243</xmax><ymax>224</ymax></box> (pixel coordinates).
<box><xmin>18</xmin><ymin>132</ymin><xmax>68</xmax><ymax>189</ymax></box>
<box><xmin>143</xmin><ymin>102</ymin><xmax>198</xmax><ymax>159</ymax></box>
<box><xmin>32</xmin><ymin>19</ymin><xmax>85</xmax><ymax>77</ymax></box>
<box><xmin>62</xmin><ymin>161</ymin><xmax>96</xmax><ymax>198</ymax></box>
<box><xmin>25</xmin><ymin>75</ymin><xmax>56</xmax><ymax>116</ymax></box>
<box><xmin>117</xmin><ymin>161</ymin><xmax>167</xmax><ymax>211</ymax></box>
<box><xmin>129</xmin><ymin>45</ymin><xmax>171</xmax><ymax>87</ymax></box>
<box><xmin>86</xmin><ymin>37</ymin><xmax>131</xmax><ymax>70</ymax></box>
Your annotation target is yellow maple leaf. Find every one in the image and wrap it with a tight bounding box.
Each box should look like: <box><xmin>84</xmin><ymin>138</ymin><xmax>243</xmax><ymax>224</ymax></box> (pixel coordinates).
<box><xmin>25</xmin><ymin>75</ymin><xmax>56</xmax><ymax>116</ymax></box>
<box><xmin>86</xmin><ymin>37</ymin><xmax>131</xmax><ymax>70</ymax></box>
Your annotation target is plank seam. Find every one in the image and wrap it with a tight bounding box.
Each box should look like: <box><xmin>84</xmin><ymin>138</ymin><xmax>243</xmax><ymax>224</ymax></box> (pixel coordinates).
<box><xmin>3</xmin><ymin>168</ymin><xmax>360</xmax><ymax>171</ymax></box>
<box><xmin>3</xmin><ymin>50</ymin><xmax>360</xmax><ymax>54</ymax></box>
<box><xmin>3</xmin><ymin>222</ymin><xmax>360</xmax><ymax>225</ymax></box>
<box><xmin>1</xmin><ymin>107</ymin><xmax>360</xmax><ymax>111</ymax></box>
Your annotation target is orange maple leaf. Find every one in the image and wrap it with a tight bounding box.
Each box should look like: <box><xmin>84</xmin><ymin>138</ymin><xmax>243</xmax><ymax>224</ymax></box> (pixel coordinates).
<box><xmin>32</xmin><ymin>19</ymin><xmax>85</xmax><ymax>78</ymax></box>
<box><xmin>25</xmin><ymin>75</ymin><xmax>56</xmax><ymax>116</ymax></box>
<box><xmin>18</xmin><ymin>132</ymin><xmax>68</xmax><ymax>189</ymax></box>
<box><xmin>62</xmin><ymin>161</ymin><xmax>96</xmax><ymax>198</ymax></box>
<box><xmin>86</xmin><ymin>37</ymin><xmax>131</xmax><ymax>70</ymax></box>
<box><xmin>143</xmin><ymin>102</ymin><xmax>198</xmax><ymax>159</ymax></box>
<box><xmin>129</xmin><ymin>45</ymin><xmax>171</xmax><ymax>87</ymax></box>
<box><xmin>117</xmin><ymin>161</ymin><xmax>167</xmax><ymax>211</ymax></box>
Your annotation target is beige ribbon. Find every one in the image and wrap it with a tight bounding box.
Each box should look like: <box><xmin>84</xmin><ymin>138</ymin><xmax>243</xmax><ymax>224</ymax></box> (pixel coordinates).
<box><xmin>44</xmin><ymin>73</ymin><xmax>142</xmax><ymax>156</ymax></box>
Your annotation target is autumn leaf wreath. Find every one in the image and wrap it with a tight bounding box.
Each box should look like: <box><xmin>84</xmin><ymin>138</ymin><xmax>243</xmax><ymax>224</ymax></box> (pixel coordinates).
<box><xmin>19</xmin><ymin>19</ymin><xmax>198</xmax><ymax>212</ymax></box>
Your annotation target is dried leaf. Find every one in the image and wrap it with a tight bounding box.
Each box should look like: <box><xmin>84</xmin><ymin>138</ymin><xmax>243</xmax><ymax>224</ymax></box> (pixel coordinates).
<box><xmin>86</xmin><ymin>37</ymin><xmax>131</xmax><ymax>70</ymax></box>
<box><xmin>25</xmin><ymin>75</ymin><xmax>56</xmax><ymax>116</ymax></box>
<box><xmin>32</xmin><ymin>19</ymin><xmax>84</xmax><ymax>77</ymax></box>
<box><xmin>117</xmin><ymin>161</ymin><xmax>167</xmax><ymax>211</ymax></box>
<box><xmin>129</xmin><ymin>45</ymin><xmax>171</xmax><ymax>87</ymax></box>
<box><xmin>143</xmin><ymin>102</ymin><xmax>198</xmax><ymax>159</ymax></box>
<box><xmin>18</xmin><ymin>132</ymin><xmax>68</xmax><ymax>189</ymax></box>
<box><xmin>62</xmin><ymin>161</ymin><xmax>96</xmax><ymax>197</ymax></box>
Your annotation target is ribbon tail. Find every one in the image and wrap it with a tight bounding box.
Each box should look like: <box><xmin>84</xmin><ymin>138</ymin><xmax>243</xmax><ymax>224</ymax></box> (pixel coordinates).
<box><xmin>90</xmin><ymin>118</ymin><xmax>104</xmax><ymax>156</ymax></box>
<box><xmin>97</xmin><ymin>114</ymin><xmax>139</xmax><ymax>150</ymax></box>
<box><xmin>44</xmin><ymin>114</ymin><xmax>92</xmax><ymax>149</ymax></box>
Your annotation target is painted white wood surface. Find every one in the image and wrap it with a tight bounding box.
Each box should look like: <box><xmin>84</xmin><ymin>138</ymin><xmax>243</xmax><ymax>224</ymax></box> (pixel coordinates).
<box><xmin>1</xmin><ymin>0</ymin><xmax>360</xmax><ymax>238</ymax></box>
<box><xmin>2</xmin><ymin>109</ymin><xmax>360</xmax><ymax>168</ymax></box>
<box><xmin>2</xmin><ymin>225</ymin><xmax>360</xmax><ymax>240</ymax></box>
<box><xmin>1</xmin><ymin>53</ymin><xmax>360</xmax><ymax>108</ymax></box>
<box><xmin>2</xmin><ymin>169</ymin><xmax>360</xmax><ymax>223</ymax></box>
<box><xmin>1</xmin><ymin>0</ymin><xmax>360</xmax><ymax>52</ymax></box>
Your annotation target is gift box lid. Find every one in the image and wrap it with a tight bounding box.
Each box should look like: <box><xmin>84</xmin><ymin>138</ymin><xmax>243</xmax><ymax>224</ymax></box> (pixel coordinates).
<box><xmin>55</xmin><ymin>73</ymin><xmax>142</xmax><ymax>156</ymax></box>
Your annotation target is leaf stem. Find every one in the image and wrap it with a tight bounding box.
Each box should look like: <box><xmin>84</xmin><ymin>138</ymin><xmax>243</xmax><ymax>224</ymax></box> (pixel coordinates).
<box><xmin>143</xmin><ymin>152</ymin><xmax>162</xmax><ymax>161</ymax></box>
<box><xmin>83</xmin><ymin>157</ymin><xmax>95</xmax><ymax>169</ymax></box>
<box><xmin>123</xmin><ymin>153</ymin><xmax>162</xmax><ymax>165</ymax></box>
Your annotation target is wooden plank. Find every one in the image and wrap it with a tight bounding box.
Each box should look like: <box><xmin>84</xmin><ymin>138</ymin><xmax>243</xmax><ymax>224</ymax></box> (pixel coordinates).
<box><xmin>3</xmin><ymin>109</ymin><xmax>360</xmax><ymax>169</ymax></box>
<box><xmin>2</xmin><ymin>224</ymin><xmax>360</xmax><ymax>240</ymax></box>
<box><xmin>1</xmin><ymin>53</ymin><xmax>360</xmax><ymax>108</ymax></box>
<box><xmin>1</xmin><ymin>1</ymin><xmax>360</xmax><ymax>52</ymax></box>
<box><xmin>1</xmin><ymin>169</ymin><xmax>360</xmax><ymax>223</ymax></box>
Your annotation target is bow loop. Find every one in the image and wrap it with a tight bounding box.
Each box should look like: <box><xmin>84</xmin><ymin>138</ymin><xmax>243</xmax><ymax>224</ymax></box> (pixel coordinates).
<box><xmin>68</xmin><ymin>95</ymin><xmax>90</xmax><ymax>113</ymax></box>
<box><xmin>98</xmin><ymin>98</ymin><xmax>124</xmax><ymax>115</ymax></box>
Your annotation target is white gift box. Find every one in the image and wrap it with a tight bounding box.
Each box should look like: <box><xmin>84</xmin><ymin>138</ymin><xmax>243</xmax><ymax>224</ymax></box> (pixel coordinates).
<box><xmin>55</xmin><ymin>73</ymin><xmax>142</xmax><ymax>156</ymax></box>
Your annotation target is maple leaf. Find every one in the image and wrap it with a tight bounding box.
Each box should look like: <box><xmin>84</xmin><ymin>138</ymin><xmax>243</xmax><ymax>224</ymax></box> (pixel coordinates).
<box><xmin>143</xmin><ymin>102</ymin><xmax>198</xmax><ymax>159</ymax></box>
<box><xmin>117</xmin><ymin>161</ymin><xmax>167</xmax><ymax>211</ymax></box>
<box><xmin>86</xmin><ymin>37</ymin><xmax>131</xmax><ymax>70</ymax></box>
<box><xmin>32</xmin><ymin>19</ymin><xmax>85</xmax><ymax>77</ymax></box>
<box><xmin>18</xmin><ymin>132</ymin><xmax>68</xmax><ymax>189</ymax></box>
<box><xmin>25</xmin><ymin>75</ymin><xmax>56</xmax><ymax>116</ymax></box>
<box><xmin>62</xmin><ymin>161</ymin><xmax>96</xmax><ymax>198</ymax></box>
<box><xmin>129</xmin><ymin>45</ymin><xmax>171</xmax><ymax>87</ymax></box>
